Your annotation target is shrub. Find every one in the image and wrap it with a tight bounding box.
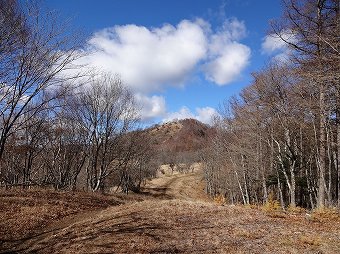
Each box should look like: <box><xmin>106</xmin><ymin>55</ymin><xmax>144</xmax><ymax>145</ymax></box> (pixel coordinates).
<box><xmin>311</xmin><ymin>207</ymin><xmax>340</xmax><ymax>222</ymax></box>
<box><xmin>214</xmin><ymin>194</ymin><xmax>225</xmax><ymax>205</ymax></box>
<box><xmin>287</xmin><ymin>205</ymin><xmax>306</xmax><ymax>214</ymax></box>
<box><xmin>263</xmin><ymin>193</ymin><xmax>282</xmax><ymax>212</ymax></box>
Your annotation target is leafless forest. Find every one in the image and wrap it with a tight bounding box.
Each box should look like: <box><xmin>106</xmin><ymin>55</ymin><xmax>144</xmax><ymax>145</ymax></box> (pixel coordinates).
<box><xmin>0</xmin><ymin>1</ymin><xmax>156</xmax><ymax>194</ymax></box>
<box><xmin>0</xmin><ymin>0</ymin><xmax>340</xmax><ymax>210</ymax></box>
<box><xmin>203</xmin><ymin>0</ymin><xmax>340</xmax><ymax>209</ymax></box>
<box><xmin>1</xmin><ymin>1</ymin><xmax>340</xmax><ymax>253</ymax></box>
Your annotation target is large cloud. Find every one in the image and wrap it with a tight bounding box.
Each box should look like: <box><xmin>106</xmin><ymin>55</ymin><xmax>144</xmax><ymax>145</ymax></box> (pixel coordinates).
<box><xmin>84</xmin><ymin>20</ymin><xmax>208</xmax><ymax>93</ymax></box>
<box><xmin>77</xmin><ymin>18</ymin><xmax>250</xmax><ymax>121</ymax></box>
<box><xmin>82</xmin><ymin>18</ymin><xmax>250</xmax><ymax>92</ymax></box>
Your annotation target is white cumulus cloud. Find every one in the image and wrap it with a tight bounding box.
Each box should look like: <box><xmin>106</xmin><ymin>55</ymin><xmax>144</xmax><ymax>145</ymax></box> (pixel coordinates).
<box><xmin>204</xmin><ymin>43</ymin><xmax>251</xmax><ymax>85</ymax></box>
<box><xmin>81</xmin><ymin>17</ymin><xmax>250</xmax><ymax>92</ymax></box>
<box><xmin>196</xmin><ymin>107</ymin><xmax>219</xmax><ymax>124</ymax></box>
<box><xmin>134</xmin><ymin>94</ymin><xmax>166</xmax><ymax>120</ymax></box>
<box><xmin>204</xmin><ymin>18</ymin><xmax>250</xmax><ymax>85</ymax></box>
<box><xmin>261</xmin><ymin>31</ymin><xmax>295</xmax><ymax>62</ymax></box>
<box><xmin>83</xmin><ymin>20</ymin><xmax>208</xmax><ymax>93</ymax></box>
<box><xmin>74</xmin><ymin>18</ymin><xmax>251</xmax><ymax>121</ymax></box>
<box><xmin>163</xmin><ymin>107</ymin><xmax>194</xmax><ymax>122</ymax></box>
<box><xmin>261</xmin><ymin>33</ymin><xmax>287</xmax><ymax>54</ymax></box>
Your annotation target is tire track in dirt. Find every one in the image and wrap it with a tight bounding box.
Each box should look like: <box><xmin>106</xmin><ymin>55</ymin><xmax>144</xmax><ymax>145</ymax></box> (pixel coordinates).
<box><xmin>141</xmin><ymin>169</ymin><xmax>211</xmax><ymax>202</ymax></box>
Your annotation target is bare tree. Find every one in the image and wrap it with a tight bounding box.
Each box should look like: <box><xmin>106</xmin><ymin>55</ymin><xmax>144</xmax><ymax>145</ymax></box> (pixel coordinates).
<box><xmin>114</xmin><ymin>130</ymin><xmax>157</xmax><ymax>194</ymax></box>
<box><xmin>67</xmin><ymin>74</ymin><xmax>138</xmax><ymax>192</ymax></box>
<box><xmin>272</xmin><ymin>0</ymin><xmax>340</xmax><ymax>208</ymax></box>
<box><xmin>0</xmin><ymin>0</ymin><xmax>82</xmax><ymax>164</ymax></box>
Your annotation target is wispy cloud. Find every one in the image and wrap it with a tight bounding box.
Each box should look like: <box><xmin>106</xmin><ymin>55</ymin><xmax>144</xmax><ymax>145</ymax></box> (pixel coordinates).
<box><xmin>163</xmin><ymin>106</ymin><xmax>219</xmax><ymax>125</ymax></box>
<box><xmin>261</xmin><ymin>31</ymin><xmax>295</xmax><ymax>62</ymax></box>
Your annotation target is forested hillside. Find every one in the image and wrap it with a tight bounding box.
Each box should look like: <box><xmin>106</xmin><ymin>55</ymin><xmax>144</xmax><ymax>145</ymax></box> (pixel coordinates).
<box><xmin>0</xmin><ymin>0</ymin><xmax>339</xmax><ymax>211</ymax></box>
<box><xmin>146</xmin><ymin>118</ymin><xmax>215</xmax><ymax>166</ymax></box>
<box><xmin>203</xmin><ymin>0</ymin><xmax>340</xmax><ymax>209</ymax></box>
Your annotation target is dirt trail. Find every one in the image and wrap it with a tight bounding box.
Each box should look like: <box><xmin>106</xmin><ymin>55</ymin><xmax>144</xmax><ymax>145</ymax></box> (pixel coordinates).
<box><xmin>4</xmin><ymin>170</ymin><xmax>212</xmax><ymax>253</ymax></box>
<box><xmin>4</xmin><ymin>170</ymin><xmax>340</xmax><ymax>254</ymax></box>
<box><xmin>141</xmin><ymin>170</ymin><xmax>211</xmax><ymax>202</ymax></box>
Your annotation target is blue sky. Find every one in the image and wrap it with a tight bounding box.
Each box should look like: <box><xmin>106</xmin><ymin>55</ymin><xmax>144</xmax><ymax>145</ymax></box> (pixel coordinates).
<box><xmin>45</xmin><ymin>0</ymin><xmax>285</xmax><ymax>125</ymax></box>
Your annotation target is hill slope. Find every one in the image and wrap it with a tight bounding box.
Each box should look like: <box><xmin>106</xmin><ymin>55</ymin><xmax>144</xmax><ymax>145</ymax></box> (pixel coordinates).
<box><xmin>144</xmin><ymin>118</ymin><xmax>216</xmax><ymax>167</ymax></box>
<box><xmin>2</xmin><ymin>120</ymin><xmax>340</xmax><ymax>254</ymax></box>
<box><xmin>3</xmin><ymin>170</ymin><xmax>340</xmax><ymax>254</ymax></box>
<box><xmin>147</xmin><ymin>118</ymin><xmax>216</xmax><ymax>153</ymax></box>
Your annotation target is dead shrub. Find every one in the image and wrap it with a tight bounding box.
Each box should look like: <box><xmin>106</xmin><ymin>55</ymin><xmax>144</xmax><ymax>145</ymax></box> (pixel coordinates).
<box><xmin>213</xmin><ymin>194</ymin><xmax>225</xmax><ymax>205</ymax></box>
<box><xmin>261</xmin><ymin>194</ymin><xmax>286</xmax><ymax>218</ymax></box>
<box><xmin>287</xmin><ymin>205</ymin><xmax>306</xmax><ymax>214</ymax></box>
<box><xmin>311</xmin><ymin>207</ymin><xmax>340</xmax><ymax>222</ymax></box>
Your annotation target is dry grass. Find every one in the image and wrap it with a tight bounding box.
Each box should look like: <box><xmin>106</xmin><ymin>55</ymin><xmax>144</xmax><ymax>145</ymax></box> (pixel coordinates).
<box><xmin>311</xmin><ymin>207</ymin><xmax>340</xmax><ymax>223</ymax></box>
<box><xmin>0</xmin><ymin>188</ymin><xmax>141</xmax><ymax>245</ymax></box>
<box><xmin>5</xmin><ymin>200</ymin><xmax>340</xmax><ymax>253</ymax></box>
<box><xmin>1</xmin><ymin>172</ymin><xmax>340</xmax><ymax>253</ymax></box>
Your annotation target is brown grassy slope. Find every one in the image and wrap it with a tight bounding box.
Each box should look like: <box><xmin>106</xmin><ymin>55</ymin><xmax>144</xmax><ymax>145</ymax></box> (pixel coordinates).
<box><xmin>8</xmin><ymin>200</ymin><xmax>340</xmax><ymax>254</ymax></box>
<box><xmin>2</xmin><ymin>170</ymin><xmax>340</xmax><ymax>254</ymax></box>
<box><xmin>0</xmin><ymin>188</ymin><xmax>144</xmax><ymax>245</ymax></box>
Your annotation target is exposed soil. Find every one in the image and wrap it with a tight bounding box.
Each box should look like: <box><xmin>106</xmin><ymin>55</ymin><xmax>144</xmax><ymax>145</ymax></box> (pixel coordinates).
<box><xmin>1</xmin><ymin>170</ymin><xmax>340</xmax><ymax>254</ymax></box>
<box><xmin>140</xmin><ymin>170</ymin><xmax>210</xmax><ymax>202</ymax></box>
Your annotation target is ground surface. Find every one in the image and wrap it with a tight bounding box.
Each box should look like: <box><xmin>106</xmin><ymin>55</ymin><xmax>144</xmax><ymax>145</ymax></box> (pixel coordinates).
<box><xmin>1</xmin><ymin>170</ymin><xmax>340</xmax><ymax>253</ymax></box>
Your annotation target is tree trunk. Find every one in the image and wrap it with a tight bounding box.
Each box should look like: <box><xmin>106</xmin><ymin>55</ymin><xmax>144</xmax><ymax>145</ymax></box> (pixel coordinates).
<box><xmin>290</xmin><ymin>161</ymin><xmax>296</xmax><ymax>208</ymax></box>
<box><xmin>335</xmin><ymin>0</ymin><xmax>340</xmax><ymax>209</ymax></box>
<box><xmin>241</xmin><ymin>155</ymin><xmax>250</xmax><ymax>205</ymax></box>
<box><xmin>317</xmin><ymin>85</ymin><xmax>326</xmax><ymax>208</ymax></box>
<box><xmin>337</xmin><ymin>88</ymin><xmax>340</xmax><ymax>207</ymax></box>
<box><xmin>259</xmin><ymin>133</ymin><xmax>268</xmax><ymax>203</ymax></box>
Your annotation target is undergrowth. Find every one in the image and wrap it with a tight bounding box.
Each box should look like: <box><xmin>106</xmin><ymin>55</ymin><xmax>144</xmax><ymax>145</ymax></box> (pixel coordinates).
<box><xmin>311</xmin><ymin>207</ymin><xmax>340</xmax><ymax>222</ymax></box>
<box><xmin>213</xmin><ymin>194</ymin><xmax>225</xmax><ymax>205</ymax></box>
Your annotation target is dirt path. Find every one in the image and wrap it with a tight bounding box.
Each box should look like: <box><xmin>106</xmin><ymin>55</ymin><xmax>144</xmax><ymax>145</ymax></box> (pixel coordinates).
<box><xmin>4</xmin><ymin>170</ymin><xmax>212</xmax><ymax>253</ymax></box>
<box><xmin>3</xmin><ymin>170</ymin><xmax>340</xmax><ymax>254</ymax></box>
<box><xmin>141</xmin><ymin>170</ymin><xmax>211</xmax><ymax>202</ymax></box>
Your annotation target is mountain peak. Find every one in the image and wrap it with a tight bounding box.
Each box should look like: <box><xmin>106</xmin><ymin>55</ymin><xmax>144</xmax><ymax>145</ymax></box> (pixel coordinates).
<box><xmin>146</xmin><ymin>118</ymin><xmax>215</xmax><ymax>153</ymax></box>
